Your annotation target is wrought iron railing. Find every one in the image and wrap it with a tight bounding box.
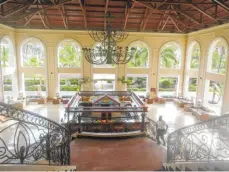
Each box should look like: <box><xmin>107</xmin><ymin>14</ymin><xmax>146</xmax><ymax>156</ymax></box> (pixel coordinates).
<box><xmin>145</xmin><ymin>117</ymin><xmax>157</xmax><ymax>141</ymax></box>
<box><xmin>167</xmin><ymin>113</ymin><xmax>229</xmax><ymax>163</ymax></box>
<box><xmin>0</xmin><ymin>102</ymin><xmax>70</xmax><ymax>165</ymax></box>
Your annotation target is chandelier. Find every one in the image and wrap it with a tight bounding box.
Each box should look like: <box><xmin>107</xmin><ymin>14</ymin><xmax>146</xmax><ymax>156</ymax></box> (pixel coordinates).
<box><xmin>82</xmin><ymin>12</ymin><xmax>136</xmax><ymax>65</ymax></box>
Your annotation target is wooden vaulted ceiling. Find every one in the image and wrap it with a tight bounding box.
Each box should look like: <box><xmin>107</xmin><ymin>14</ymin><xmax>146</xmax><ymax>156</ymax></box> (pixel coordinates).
<box><xmin>0</xmin><ymin>0</ymin><xmax>229</xmax><ymax>33</ymax></box>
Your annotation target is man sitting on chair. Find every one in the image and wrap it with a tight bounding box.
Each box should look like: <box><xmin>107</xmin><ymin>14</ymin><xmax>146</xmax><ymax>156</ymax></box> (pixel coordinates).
<box><xmin>156</xmin><ymin>116</ymin><xmax>168</xmax><ymax>146</ymax></box>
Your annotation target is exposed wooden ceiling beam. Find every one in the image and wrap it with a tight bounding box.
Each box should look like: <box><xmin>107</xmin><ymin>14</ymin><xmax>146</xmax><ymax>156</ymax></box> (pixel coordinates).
<box><xmin>123</xmin><ymin>1</ymin><xmax>136</xmax><ymax>30</ymax></box>
<box><xmin>18</xmin><ymin>0</ymin><xmax>72</xmax><ymax>22</ymax></box>
<box><xmin>133</xmin><ymin>0</ymin><xmax>188</xmax><ymax>29</ymax></box>
<box><xmin>3</xmin><ymin>3</ymin><xmax>32</xmax><ymax>18</ymax></box>
<box><xmin>62</xmin><ymin>5</ymin><xmax>69</xmax><ymax>28</ymax></box>
<box><xmin>104</xmin><ymin>0</ymin><xmax>109</xmax><ymax>30</ymax></box>
<box><xmin>78</xmin><ymin>0</ymin><xmax>87</xmax><ymax>29</ymax></box>
<box><xmin>140</xmin><ymin>0</ymin><xmax>167</xmax><ymax>31</ymax></box>
<box><xmin>38</xmin><ymin>12</ymin><xmax>48</xmax><ymax>28</ymax></box>
<box><xmin>24</xmin><ymin>12</ymin><xmax>37</xmax><ymax>26</ymax></box>
<box><xmin>161</xmin><ymin>16</ymin><xmax>169</xmax><ymax>31</ymax></box>
<box><xmin>170</xmin><ymin>16</ymin><xmax>181</xmax><ymax>32</ymax></box>
<box><xmin>50</xmin><ymin>0</ymin><xmax>68</xmax><ymax>28</ymax></box>
<box><xmin>186</xmin><ymin>1</ymin><xmax>216</xmax><ymax>21</ymax></box>
<box><xmin>139</xmin><ymin>7</ymin><xmax>148</xmax><ymax>30</ymax></box>
<box><xmin>177</xmin><ymin>10</ymin><xmax>201</xmax><ymax>25</ymax></box>
<box><xmin>212</xmin><ymin>0</ymin><xmax>229</xmax><ymax>12</ymax></box>
<box><xmin>105</xmin><ymin>0</ymin><xmax>109</xmax><ymax>14</ymax></box>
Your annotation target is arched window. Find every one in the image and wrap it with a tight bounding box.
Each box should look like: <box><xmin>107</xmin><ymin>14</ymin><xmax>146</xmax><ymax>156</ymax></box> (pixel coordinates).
<box><xmin>207</xmin><ymin>37</ymin><xmax>228</xmax><ymax>74</ymax></box>
<box><xmin>21</xmin><ymin>37</ymin><xmax>45</xmax><ymax>67</ymax></box>
<box><xmin>58</xmin><ymin>39</ymin><xmax>81</xmax><ymax>68</ymax></box>
<box><xmin>127</xmin><ymin>41</ymin><xmax>149</xmax><ymax>68</ymax></box>
<box><xmin>187</xmin><ymin>42</ymin><xmax>200</xmax><ymax>69</ymax></box>
<box><xmin>0</xmin><ymin>36</ymin><xmax>16</xmax><ymax>100</ymax></box>
<box><xmin>0</xmin><ymin>36</ymin><xmax>15</xmax><ymax>68</ymax></box>
<box><xmin>160</xmin><ymin>42</ymin><xmax>181</xmax><ymax>69</ymax></box>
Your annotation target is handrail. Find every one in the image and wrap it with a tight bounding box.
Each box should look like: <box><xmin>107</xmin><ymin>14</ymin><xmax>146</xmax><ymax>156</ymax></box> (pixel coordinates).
<box><xmin>167</xmin><ymin>112</ymin><xmax>229</xmax><ymax>163</ymax></box>
<box><xmin>0</xmin><ymin>102</ymin><xmax>70</xmax><ymax>165</ymax></box>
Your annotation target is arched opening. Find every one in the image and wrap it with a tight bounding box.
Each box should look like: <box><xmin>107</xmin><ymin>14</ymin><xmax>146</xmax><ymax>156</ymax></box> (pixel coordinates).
<box><xmin>207</xmin><ymin>37</ymin><xmax>228</xmax><ymax>74</ymax></box>
<box><xmin>203</xmin><ymin>37</ymin><xmax>228</xmax><ymax>115</ymax></box>
<box><xmin>21</xmin><ymin>37</ymin><xmax>47</xmax><ymax>97</ymax></box>
<box><xmin>0</xmin><ymin>36</ymin><xmax>17</xmax><ymax>100</ymax></box>
<box><xmin>21</xmin><ymin>37</ymin><xmax>45</xmax><ymax>67</ymax></box>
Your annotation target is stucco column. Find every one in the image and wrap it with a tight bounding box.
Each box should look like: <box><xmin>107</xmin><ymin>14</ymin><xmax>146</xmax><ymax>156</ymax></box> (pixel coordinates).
<box><xmin>116</xmin><ymin>64</ymin><xmax>126</xmax><ymax>91</ymax></box>
<box><xmin>196</xmin><ymin>46</ymin><xmax>207</xmax><ymax>100</ymax></box>
<box><xmin>46</xmin><ymin>44</ymin><xmax>57</xmax><ymax>99</ymax></box>
<box><xmin>151</xmin><ymin>48</ymin><xmax>159</xmax><ymax>90</ymax></box>
<box><xmin>222</xmin><ymin>55</ymin><xmax>229</xmax><ymax>114</ymax></box>
<box><xmin>82</xmin><ymin>54</ymin><xmax>92</xmax><ymax>91</ymax></box>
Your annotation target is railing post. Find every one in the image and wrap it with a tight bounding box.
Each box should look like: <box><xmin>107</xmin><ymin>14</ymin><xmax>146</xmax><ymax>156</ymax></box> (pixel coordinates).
<box><xmin>78</xmin><ymin>115</ymin><xmax>81</xmax><ymax>133</ymax></box>
<box><xmin>141</xmin><ymin>113</ymin><xmax>146</xmax><ymax>132</ymax></box>
<box><xmin>46</xmin><ymin>122</ymin><xmax>51</xmax><ymax>164</ymax></box>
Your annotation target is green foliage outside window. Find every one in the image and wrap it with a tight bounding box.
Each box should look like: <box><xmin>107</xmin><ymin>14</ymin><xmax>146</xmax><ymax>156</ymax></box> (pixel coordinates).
<box><xmin>160</xmin><ymin>45</ymin><xmax>179</xmax><ymax>68</ymax></box>
<box><xmin>190</xmin><ymin>44</ymin><xmax>200</xmax><ymax>69</ymax></box>
<box><xmin>127</xmin><ymin>77</ymin><xmax>147</xmax><ymax>92</ymax></box>
<box><xmin>59</xmin><ymin>45</ymin><xmax>81</xmax><ymax>67</ymax></box>
<box><xmin>159</xmin><ymin>77</ymin><xmax>177</xmax><ymax>91</ymax></box>
<box><xmin>24</xmin><ymin>76</ymin><xmax>46</xmax><ymax>91</ymax></box>
<box><xmin>188</xmin><ymin>78</ymin><xmax>197</xmax><ymax>92</ymax></box>
<box><xmin>0</xmin><ymin>46</ymin><xmax>9</xmax><ymax>67</ymax></box>
<box><xmin>24</xmin><ymin>57</ymin><xmax>44</xmax><ymax>67</ymax></box>
<box><xmin>211</xmin><ymin>46</ymin><xmax>226</xmax><ymax>74</ymax></box>
<box><xmin>127</xmin><ymin>44</ymin><xmax>148</xmax><ymax>68</ymax></box>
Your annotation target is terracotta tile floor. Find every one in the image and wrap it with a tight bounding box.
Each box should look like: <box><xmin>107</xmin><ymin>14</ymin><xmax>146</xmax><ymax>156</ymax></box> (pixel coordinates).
<box><xmin>70</xmin><ymin>137</ymin><xmax>167</xmax><ymax>171</ymax></box>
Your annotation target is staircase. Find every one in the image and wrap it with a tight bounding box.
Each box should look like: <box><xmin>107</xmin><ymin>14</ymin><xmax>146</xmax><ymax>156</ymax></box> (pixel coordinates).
<box><xmin>0</xmin><ymin>102</ymin><xmax>74</xmax><ymax>170</ymax></box>
<box><xmin>163</xmin><ymin>112</ymin><xmax>229</xmax><ymax>171</ymax></box>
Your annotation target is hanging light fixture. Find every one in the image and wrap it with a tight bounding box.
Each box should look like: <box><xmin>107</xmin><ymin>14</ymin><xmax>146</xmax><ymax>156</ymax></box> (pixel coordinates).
<box><xmin>82</xmin><ymin>12</ymin><xmax>136</xmax><ymax>65</ymax></box>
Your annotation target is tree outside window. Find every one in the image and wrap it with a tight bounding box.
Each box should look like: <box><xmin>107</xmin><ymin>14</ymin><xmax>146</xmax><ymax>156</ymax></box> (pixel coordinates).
<box><xmin>22</xmin><ymin>39</ymin><xmax>45</xmax><ymax>67</ymax></box>
<box><xmin>127</xmin><ymin>42</ymin><xmax>149</xmax><ymax>68</ymax></box>
<box><xmin>190</xmin><ymin>44</ymin><xmax>200</xmax><ymax>69</ymax></box>
<box><xmin>0</xmin><ymin>45</ymin><xmax>9</xmax><ymax>68</ymax></box>
<box><xmin>58</xmin><ymin>41</ymin><xmax>81</xmax><ymax>68</ymax></box>
<box><xmin>160</xmin><ymin>44</ymin><xmax>180</xmax><ymax>69</ymax></box>
<box><xmin>127</xmin><ymin>76</ymin><xmax>147</xmax><ymax>95</ymax></box>
<box><xmin>188</xmin><ymin>78</ymin><xmax>197</xmax><ymax>92</ymax></box>
<box><xmin>211</xmin><ymin>46</ymin><xmax>226</xmax><ymax>74</ymax></box>
<box><xmin>24</xmin><ymin>75</ymin><xmax>46</xmax><ymax>96</ymax></box>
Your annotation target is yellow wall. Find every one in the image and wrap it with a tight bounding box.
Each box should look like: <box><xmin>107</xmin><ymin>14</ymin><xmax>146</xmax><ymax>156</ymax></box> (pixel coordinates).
<box><xmin>1</xmin><ymin>23</ymin><xmax>229</xmax><ymax>114</ymax></box>
<box><xmin>0</xmin><ymin>24</ymin><xmax>187</xmax><ymax>98</ymax></box>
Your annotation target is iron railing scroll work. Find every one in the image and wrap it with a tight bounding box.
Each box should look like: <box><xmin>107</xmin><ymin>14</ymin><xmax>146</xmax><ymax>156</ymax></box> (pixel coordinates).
<box><xmin>0</xmin><ymin>102</ymin><xmax>70</xmax><ymax>165</ymax></box>
<box><xmin>167</xmin><ymin>112</ymin><xmax>229</xmax><ymax>163</ymax></box>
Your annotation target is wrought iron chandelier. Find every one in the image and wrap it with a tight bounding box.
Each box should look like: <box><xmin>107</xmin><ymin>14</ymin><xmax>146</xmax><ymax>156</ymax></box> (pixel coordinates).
<box><xmin>82</xmin><ymin>12</ymin><xmax>136</xmax><ymax>65</ymax></box>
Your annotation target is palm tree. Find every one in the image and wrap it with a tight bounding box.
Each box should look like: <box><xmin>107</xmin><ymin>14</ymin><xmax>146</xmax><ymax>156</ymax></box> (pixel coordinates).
<box><xmin>190</xmin><ymin>46</ymin><xmax>200</xmax><ymax>69</ymax></box>
<box><xmin>211</xmin><ymin>47</ymin><xmax>226</xmax><ymax>74</ymax></box>
<box><xmin>160</xmin><ymin>47</ymin><xmax>179</xmax><ymax>68</ymax></box>
<box><xmin>24</xmin><ymin>56</ymin><xmax>43</xmax><ymax>67</ymax></box>
<box><xmin>0</xmin><ymin>46</ymin><xmax>9</xmax><ymax>67</ymax></box>
<box><xmin>209</xmin><ymin>46</ymin><xmax>225</xmax><ymax>104</ymax></box>
<box><xmin>59</xmin><ymin>45</ymin><xmax>81</xmax><ymax>67</ymax></box>
<box><xmin>127</xmin><ymin>47</ymin><xmax>148</xmax><ymax>67</ymax></box>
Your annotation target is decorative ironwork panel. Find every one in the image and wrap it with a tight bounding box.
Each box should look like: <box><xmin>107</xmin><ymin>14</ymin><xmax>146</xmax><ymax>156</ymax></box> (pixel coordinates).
<box><xmin>167</xmin><ymin>113</ymin><xmax>229</xmax><ymax>163</ymax></box>
<box><xmin>0</xmin><ymin>102</ymin><xmax>70</xmax><ymax>165</ymax></box>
